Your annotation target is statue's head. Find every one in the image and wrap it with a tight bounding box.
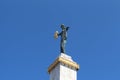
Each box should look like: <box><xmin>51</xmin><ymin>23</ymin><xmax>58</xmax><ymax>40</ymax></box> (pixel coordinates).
<box><xmin>61</xmin><ymin>24</ymin><xmax>65</xmax><ymax>30</ymax></box>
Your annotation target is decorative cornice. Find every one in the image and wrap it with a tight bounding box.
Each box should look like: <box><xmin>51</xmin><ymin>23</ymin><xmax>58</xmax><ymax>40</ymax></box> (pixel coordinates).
<box><xmin>48</xmin><ymin>57</ymin><xmax>80</xmax><ymax>73</ymax></box>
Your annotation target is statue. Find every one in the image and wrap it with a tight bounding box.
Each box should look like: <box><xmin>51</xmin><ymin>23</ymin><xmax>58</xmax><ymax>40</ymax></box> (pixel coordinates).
<box><xmin>54</xmin><ymin>24</ymin><xmax>70</xmax><ymax>53</ymax></box>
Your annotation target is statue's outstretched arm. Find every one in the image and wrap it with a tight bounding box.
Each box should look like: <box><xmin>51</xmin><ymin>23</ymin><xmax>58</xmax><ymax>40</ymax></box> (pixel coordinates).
<box><xmin>58</xmin><ymin>32</ymin><xmax>62</xmax><ymax>36</ymax></box>
<box><xmin>66</xmin><ymin>27</ymin><xmax>70</xmax><ymax>31</ymax></box>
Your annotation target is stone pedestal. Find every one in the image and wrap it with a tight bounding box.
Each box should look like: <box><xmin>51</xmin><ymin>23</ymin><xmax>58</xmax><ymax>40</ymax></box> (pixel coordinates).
<box><xmin>48</xmin><ymin>53</ymin><xmax>80</xmax><ymax>80</ymax></box>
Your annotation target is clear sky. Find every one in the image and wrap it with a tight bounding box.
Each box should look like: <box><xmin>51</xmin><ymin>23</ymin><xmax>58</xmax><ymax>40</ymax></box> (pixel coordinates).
<box><xmin>0</xmin><ymin>0</ymin><xmax>120</xmax><ymax>80</ymax></box>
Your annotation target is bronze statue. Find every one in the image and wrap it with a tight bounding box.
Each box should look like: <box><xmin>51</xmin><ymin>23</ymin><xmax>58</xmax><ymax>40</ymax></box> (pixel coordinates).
<box><xmin>54</xmin><ymin>24</ymin><xmax>69</xmax><ymax>53</ymax></box>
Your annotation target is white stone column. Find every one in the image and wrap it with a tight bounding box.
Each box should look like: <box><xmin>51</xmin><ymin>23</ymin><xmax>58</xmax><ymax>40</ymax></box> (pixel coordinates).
<box><xmin>48</xmin><ymin>53</ymin><xmax>80</xmax><ymax>80</ymax></box>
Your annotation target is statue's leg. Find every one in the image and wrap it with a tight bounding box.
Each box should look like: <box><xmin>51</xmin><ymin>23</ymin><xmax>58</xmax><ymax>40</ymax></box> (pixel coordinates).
<box><xmin>60</xmin><ymin>40</ymin><xmax>64</xmax><ymax>53</ymax></box>
<box><xmin>61</xmin><ymin>40</ymin><xmax>66</xmax><ymax>53</ymax></box>
<box><xmin>63</xmin><ymin>40</ymin><xmax>66</xmax><ymax>53</ymax></box>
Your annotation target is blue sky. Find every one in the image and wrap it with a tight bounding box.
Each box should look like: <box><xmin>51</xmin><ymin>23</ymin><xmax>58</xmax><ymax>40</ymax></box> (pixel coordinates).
<box><xmin>0</xmin><ymin>0</ymin><xmax>120</xmax><ymax>80</ymax></box>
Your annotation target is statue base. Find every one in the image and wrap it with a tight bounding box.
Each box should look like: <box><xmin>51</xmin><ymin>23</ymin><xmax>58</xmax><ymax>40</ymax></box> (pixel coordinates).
<box><xmin>59</xmin><ymin>53</ymin><xmax>73</xmax><ymax>61</ymax></box>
